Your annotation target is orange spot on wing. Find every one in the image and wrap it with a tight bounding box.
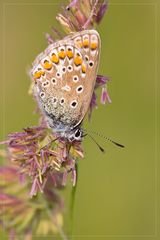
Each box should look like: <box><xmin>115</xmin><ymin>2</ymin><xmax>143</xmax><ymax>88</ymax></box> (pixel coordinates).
<box><xmin>74</xmin><ymin>55</ymin><xmax>82</xmax><ymax>66</ymax></box>
<box><xmin>82</xmin><ymin>63</ymin><xmax>86</xmax><ymax>73</ymax></box>
<box><xmin>33</xmin><ymin>70</ymin><xmax>45</xmax><ymax>79</ymax></box>
<box><xmin>58</xmin><ymin>50</ymin><xmax>66</xmax><ymax>59</ymax></box>
<box><xmin>83</xmin><ymin>39</ymin><xmax>89</xmax><ymax>48</ymax></box>
<box><xmin>90</xmin><ymin>42</ymin><xmax>98</xmax><ymax>50</ymax></box>
<box><xmin>43</xmin><ymin>60</ymin><xmax>52</xmax><ymax>70</ymax></box>
<box><xmin>66</xmin><ymin>50</ymin><xmax>73</xmax><ymax>59</ymax></box>
<box><xmin>51</xmin><ymin>54</ymin><xmax>59</xmax><ymax>64</ymax></box>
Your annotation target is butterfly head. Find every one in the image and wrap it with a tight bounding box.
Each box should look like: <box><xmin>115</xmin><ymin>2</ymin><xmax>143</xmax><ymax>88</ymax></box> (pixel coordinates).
<box><xmin>56</xmin><ymin>127</ymin><xmax>83</xmax><ymax>142</ymax></box>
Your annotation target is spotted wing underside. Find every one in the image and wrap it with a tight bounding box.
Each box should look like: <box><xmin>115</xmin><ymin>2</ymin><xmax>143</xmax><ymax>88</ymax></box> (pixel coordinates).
<box><xmin>31</xmin><ymin>30</ymin><xmax>100</xmax><ymax>131</ymax></box>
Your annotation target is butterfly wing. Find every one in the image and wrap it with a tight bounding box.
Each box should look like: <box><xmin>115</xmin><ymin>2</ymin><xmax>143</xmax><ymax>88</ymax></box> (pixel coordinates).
<box><xmin>31</xmin><ymin>30</ymin><xmax>100</xmax><ymax>132</ymax></box>
<box><xmin>68</xmin><ymin>30</ymin><xmax>101</xmax><ymax>124</ymax></box>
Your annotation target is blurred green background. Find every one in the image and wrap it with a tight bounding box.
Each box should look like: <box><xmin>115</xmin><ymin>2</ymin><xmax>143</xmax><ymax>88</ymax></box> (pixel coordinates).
<box><xmin>0</xmin><ymin>0</ymin><xmax>160</xmax><ymax>239</ymax></box>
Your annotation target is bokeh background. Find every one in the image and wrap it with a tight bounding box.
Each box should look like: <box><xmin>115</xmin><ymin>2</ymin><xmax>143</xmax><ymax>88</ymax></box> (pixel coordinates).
<box><xmin>0</xmin><ymin>0</ymin><xmax>160</xmax><ymax>239</ymax></box>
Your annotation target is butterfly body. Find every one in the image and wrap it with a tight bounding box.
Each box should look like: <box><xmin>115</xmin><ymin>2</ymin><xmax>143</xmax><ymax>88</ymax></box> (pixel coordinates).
<box><xmin>31</xmin><ymin>30</ymin><xmax>100</xmax><ymax>141</ymax></box>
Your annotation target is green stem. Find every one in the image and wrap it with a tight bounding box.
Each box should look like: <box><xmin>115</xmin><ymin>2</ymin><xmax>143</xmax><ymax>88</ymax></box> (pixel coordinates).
<box><xmin>70</xmin><ymin>162</ymin><xmax>78</xmax><ymax>239</ymax></box>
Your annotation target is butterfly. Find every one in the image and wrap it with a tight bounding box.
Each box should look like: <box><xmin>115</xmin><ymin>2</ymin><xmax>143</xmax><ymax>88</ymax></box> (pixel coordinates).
<box><xmin>31</xmin><ymin>29</ymin><xmax>100</xmax><ymax>142</ymax></box>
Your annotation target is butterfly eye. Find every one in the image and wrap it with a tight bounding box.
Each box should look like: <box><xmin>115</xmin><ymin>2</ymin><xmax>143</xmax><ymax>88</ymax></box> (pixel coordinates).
<box><xmin>70</xmin><ymin>100</ymin><xmax>78</xmax><ymax>108</ymax></box>
<box><xmin>74</xmin><ymin>129</ymin><xmax>82</xmax><ymax>140</ymax></box>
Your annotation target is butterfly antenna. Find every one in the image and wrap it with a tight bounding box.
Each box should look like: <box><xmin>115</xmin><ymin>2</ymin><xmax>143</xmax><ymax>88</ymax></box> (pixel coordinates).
<box><xmin>84</xmin><ymin>129</ymin><xmax>124</xmax><ymax>148</ymax></box>
<box><xmin>83</xmin><ymin>133</ymin><xmax>105</xmax><ymax>153</ymax></box>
